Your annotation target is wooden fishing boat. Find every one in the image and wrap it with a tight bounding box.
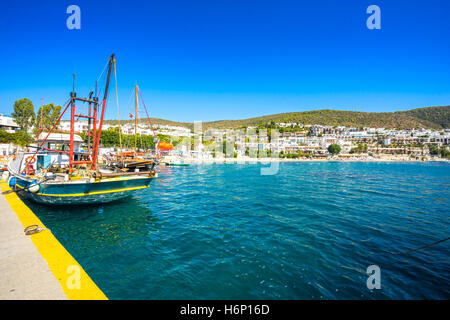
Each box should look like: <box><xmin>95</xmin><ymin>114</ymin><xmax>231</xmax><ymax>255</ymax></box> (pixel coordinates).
<box><xmin>104</xmin><ymin>84</ymin><xmax>161</xmax><ymax>171</ymax></box>
<box><xmin>7</xmin><ymin>54</ymin><xmax>157</xmax><ymax>205</ymax></box>
<box><xmin>105</xmin><ymin>150</ymin><xmax>155</xmax><ymax>171</ymax></box>
<box><xmin>8</xmin><ymin>152</ymin><xmax>155</xmax><ymax>204</ymax></box>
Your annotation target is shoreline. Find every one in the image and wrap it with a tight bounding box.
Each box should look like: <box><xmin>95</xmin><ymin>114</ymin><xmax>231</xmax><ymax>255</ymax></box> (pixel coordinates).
<box><xmin>182</xmin><ymin>157</ymin><xmax>449</xmax><ymax>164</ymax></box>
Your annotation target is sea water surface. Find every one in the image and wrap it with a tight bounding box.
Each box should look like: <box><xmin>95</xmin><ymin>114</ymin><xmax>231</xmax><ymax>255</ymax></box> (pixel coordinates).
<box><xmin>26</xmin><ymin>162</ymin><xmax>449</xmax><ymax>299</ymax></box>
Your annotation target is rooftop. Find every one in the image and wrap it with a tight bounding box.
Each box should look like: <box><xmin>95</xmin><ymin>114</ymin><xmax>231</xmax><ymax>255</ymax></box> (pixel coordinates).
<box><xmin>38</xmin><ymin>133</ymin><xmax>83</xmax><ymax>142</ymax></box>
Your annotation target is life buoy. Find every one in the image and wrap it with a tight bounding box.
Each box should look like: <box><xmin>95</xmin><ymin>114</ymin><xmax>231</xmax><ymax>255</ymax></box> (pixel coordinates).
<box><xmin>26</xmin><ymin>166</ymin><xmax>35</xmax><ymax>176</ymax></box>
<box><xmin>25</xmin><ymin>156</ymin><xmax>36</xmax><ymax>164</ymax></box>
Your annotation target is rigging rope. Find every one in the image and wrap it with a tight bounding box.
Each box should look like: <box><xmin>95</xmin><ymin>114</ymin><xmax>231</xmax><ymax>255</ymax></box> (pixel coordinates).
<box><xmin>404</xmin><ymin>237</ymin><xmax>450</xmax><ymax>254</ymax></box>
<box><xmin>137</xmin><ymin>86</ymin><xmax>159</xmax><ymax>156</ymax></box>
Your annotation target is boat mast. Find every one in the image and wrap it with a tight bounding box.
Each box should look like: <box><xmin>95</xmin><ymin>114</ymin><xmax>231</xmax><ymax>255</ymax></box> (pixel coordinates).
<box><xmin>87</xmin><ymin>91</ymin><xmax>93</xmax><ymax>154</ymax></box>
<box><xmin>69</xmin><ymin>74</ymin><xmax>76</xmax><ymax>174</ymax></box>
<box><xmin>91</xmin><ymin>53</ymin><xmax>115</xmax><ymax>169</ymax></box>
<box><xmin>22</xmin><ymin>55</ymin><xmax>111</xmax><ymax>176</ymax></box>
<box><xmin>135</xmin><ymin>84</ymin><xmax>138</xmax><ymax>155</ymax></box>
<box><xmin>36</xmin><ymin>98</ymin><xmax>43</xmax><ymax>140</ymax></box>
<box><xmin>113</xmin><ymin>58</ymin><xmax>123</xmax><ymax>155</ymax></box>
<box><xmin>136</xmin><ymin>86</ymin><xmax>159</xmax><ymax>157</ymax></box>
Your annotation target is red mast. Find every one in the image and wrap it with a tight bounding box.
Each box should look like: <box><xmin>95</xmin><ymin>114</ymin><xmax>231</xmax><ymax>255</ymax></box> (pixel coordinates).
<box><xmin>23</xmin><ymin>54</ymin><xmax>115</xmax><ymax>177</ymax></box>
<box><xmin>91</xmin><ymin>54</ymin><xmax>114</xmax><ymax>169</ymax></box>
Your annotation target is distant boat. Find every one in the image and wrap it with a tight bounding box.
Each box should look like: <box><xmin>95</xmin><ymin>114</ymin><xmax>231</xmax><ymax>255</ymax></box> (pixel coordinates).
<box><xmin>165</xmin><ymin>161</ymin><xmax>190</xmax><ymax>166</ymax></box>
<box><xmin>161</xmin><ymin>154</ymin><xmax>190</xmax><ymax>166</ymax></box>
<box><xmin>7</xmin><ymin>54</ymin><xmax>157</xmax><ymax>205</ymax></box>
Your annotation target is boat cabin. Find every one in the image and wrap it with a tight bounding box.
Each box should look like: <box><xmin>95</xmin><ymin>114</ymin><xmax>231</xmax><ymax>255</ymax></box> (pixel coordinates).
<box><xmin>13</xmin><ymin>133</ymin><xmax>86</xmax><ymax>175</ymax></box>
<box><xmin>38</xmin><ymin>133</ymin><xmax>83</xmax><ymax>153</ymax></box>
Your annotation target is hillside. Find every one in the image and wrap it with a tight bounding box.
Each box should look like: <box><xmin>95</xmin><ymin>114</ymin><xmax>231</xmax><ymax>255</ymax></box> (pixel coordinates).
<box><xmin>400</xmin><ymin>106</ymin><xmax>450</xmax><ymax>129</ymax></box>
<box><xmin>104</xmin><ymin>117</ymin><xmax>190</xmax><ymax>129</ymax></box>
<box><xmin>105</xmin><ymin>105</ymin><xmax>450</xmax><ymax>130</ymax></box>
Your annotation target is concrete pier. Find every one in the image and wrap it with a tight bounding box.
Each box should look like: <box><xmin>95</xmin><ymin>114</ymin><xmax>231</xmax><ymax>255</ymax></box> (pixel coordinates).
<box><xmin>0</xmin><ymin>181</ymin><xmax>107</xmax><ymax>300</ymax></box>
<box><xmin>0</xmin><ymin>188</ymin><xmax>67</xmax><ymax>299</ymax></box>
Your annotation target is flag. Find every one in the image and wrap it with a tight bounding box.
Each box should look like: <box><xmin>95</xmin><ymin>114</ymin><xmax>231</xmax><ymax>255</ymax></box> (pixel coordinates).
<box><xmin>129</xmin><ymin>113</ymin><xmax>133</xmax><ymax>118</ymax></box>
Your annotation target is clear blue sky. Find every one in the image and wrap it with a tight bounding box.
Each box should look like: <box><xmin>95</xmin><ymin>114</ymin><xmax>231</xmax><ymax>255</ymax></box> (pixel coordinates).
<box><xmin>0</xmin><ymin>0</ymin><xmax>449</xmax><ymax>122</ymax></box>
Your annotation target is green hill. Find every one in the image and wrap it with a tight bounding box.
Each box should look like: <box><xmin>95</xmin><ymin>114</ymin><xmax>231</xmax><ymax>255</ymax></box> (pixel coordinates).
<box><xmin>105</xmin><ymin>105</ymin><xmax>450</xmax><ymax>130</ymax></box>
<box><xmin>400</xmin><ymin>106</ymin><xmax>450</xmax><ymax>129</ymax></box>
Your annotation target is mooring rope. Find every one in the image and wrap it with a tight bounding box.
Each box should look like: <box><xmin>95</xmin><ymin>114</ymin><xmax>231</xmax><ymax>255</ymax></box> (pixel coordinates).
<box><xmin>404</xmin><ymin>237</ymin><xmax>450</xmax><ymax>255</ymax></box>
<box><xmin>24</xmin><ymin>224</ymin><xmax>50</xmax><ymax>235</ymax></box>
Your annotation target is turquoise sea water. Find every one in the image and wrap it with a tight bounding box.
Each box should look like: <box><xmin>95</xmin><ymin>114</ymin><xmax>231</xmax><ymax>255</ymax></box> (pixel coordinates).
<box><xmin>25</xmin><ymin>162</ymin><xmax>449</xmax><ymax>299</ymax></box>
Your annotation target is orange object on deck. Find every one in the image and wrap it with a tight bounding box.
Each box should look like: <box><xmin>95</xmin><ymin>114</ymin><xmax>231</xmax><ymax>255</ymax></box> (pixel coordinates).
<box><xmin>158</xmin><ymin>142</ymin><xmax>173</xmax><ymax>150</ymax></box>
<box><xmin>118</xmin><ymin>151</ymin><xmax>136</xmax><ymax>156</ymax></box>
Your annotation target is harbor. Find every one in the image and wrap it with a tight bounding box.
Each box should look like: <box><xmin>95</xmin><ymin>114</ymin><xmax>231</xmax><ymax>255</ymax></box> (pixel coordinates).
<box><xmin>1</xmin><ymin>0</ymin><xmax>449</xmax><ymax>304</ymax></box>
<box><xmin>0</xmin><ymin>53</ymin><xmax>448</xmax><ymax>299</ymax></box>
<box><xmin>1</xmin><ymin>162</ymin><xmax>448</xmax><ymax>299</ymax></box>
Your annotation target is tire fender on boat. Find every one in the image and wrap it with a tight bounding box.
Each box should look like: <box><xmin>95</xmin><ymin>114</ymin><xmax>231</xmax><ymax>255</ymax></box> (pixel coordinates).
<box><xmin>8</xmin><ymin>176</ymin><xmax>16</xmax><ymax>188</ymax></box>
<box><xmin>28</xmin><ymin>181</ymin><xmax>40</xmax><ymax>193</ymax></box>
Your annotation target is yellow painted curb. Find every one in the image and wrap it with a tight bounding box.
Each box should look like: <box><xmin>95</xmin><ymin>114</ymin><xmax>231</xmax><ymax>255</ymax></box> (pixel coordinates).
<box><xmin>0</xmin><ymin>182</ymin><xmax>108</xmax><ymax>300</ymax></box>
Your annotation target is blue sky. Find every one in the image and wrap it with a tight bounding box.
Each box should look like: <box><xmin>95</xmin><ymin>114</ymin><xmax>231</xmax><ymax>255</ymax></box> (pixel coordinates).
<box><xmin>0</xmin><ymin>0</ymin><xmax>449</xmax><ymax>122</ymax></box>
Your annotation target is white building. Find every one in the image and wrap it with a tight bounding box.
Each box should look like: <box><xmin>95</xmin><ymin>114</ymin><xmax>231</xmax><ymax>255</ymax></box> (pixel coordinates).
<box><xmin>0</xmin><ymin>143</ymin><xmax>15</xmax><ymax>155</ymax></box>
<box><xmin>58</xmin><ymin>120</ymin><xmax>89</xmax><ymax>133</ymax></box>
<box><xmin>0</xmin><ymin>114</ymin><xmax>20</xmax><ymax>133</ymax></box>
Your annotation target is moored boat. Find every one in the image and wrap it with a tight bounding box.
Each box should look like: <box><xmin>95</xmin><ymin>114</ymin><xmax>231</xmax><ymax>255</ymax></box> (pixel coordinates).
<box><xmin>7</xmin><ymin>150</ymin><xmax>156</xmax><ymax>205</ymax></box>
<box><xmin>164</xmin><ymin>160</ymin><xmax>190</xmax><ymax>166</ymax></box>
<box><xmin>7</xmin><ymin>54</ymin><xmax>158</xmax><ymax>205</ymax></box>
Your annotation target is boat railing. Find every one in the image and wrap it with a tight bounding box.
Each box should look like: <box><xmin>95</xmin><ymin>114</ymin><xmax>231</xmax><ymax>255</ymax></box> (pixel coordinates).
<box><xmin>8</xmin><ymin>153</ymin><xmax>22</xmax><ymax>174</ymax></box>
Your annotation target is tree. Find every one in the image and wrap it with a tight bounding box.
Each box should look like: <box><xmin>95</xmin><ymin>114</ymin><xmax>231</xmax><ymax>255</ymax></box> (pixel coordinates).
<box><xmin>0</xmin><ymin>129</ymin><xmax>32</xmax><ymax>147</ymax></box>
<box><xmin>0</xmin><ymin>130</ymin><xmax>13</xmax><ymax>143</ymax></box>
<box><xmin>441</xmin><ymin>146</ymin><xmax>449</xmax><ymax>158</ymax></box>
<box><xmin>428</xmin><ymin>144</ymin><xmax>440</xmax><ymax>156</ymax></box>
<box><xmin>12</xmin><ymin>130</ymin><xmax>33</xmax><ymax>147</ymax></box>
<box><xmin>36</xmin><ymin>103</ymin><xmax>61</xmax><ymax>131</ymax></box>
<box><xmin>12</xmin><ymin>98</ymin><xmax>35</xmax><ymax>132</ymax></box>
<box><xmin>328</xmin><ymin>144</ymin><xmax>341</xmax><ymax>155</ymax></box>
<box><xmin>80</xmin><ymin>127</ymin><xmax>172</xmax><ymax>149</ymax></box>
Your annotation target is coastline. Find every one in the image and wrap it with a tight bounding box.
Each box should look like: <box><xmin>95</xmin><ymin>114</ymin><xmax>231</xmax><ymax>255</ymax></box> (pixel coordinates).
<box><xmin>183</xmin><ymin>156</ymin><xmax>449</xmax><ymax>164</ymax></box>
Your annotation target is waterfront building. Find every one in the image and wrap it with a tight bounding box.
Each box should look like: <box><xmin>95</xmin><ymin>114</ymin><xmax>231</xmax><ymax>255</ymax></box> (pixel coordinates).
<box><xmin>0</xmin><ymin>114</ymin><xmax>20</xmax><ymax>133</ymax></box>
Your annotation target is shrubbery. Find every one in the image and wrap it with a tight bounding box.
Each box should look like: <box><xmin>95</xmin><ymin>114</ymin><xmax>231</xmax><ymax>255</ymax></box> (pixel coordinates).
<box><xmin>0</xmin><ymin>129</ymin><xmax>33</xmax><ymax>147</ymax></box>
